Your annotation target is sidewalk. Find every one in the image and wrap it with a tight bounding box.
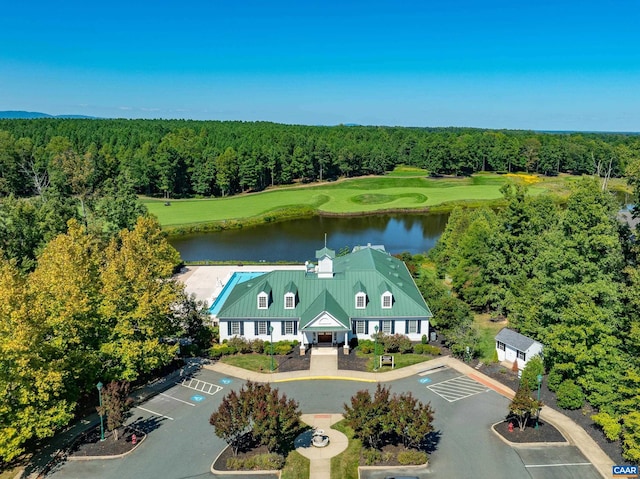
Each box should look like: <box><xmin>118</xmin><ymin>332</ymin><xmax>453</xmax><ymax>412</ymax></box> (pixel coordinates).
<box><xmin>205</xmin><ymin>354</ymin><xmax>614</xmax><ymax>479</ymax></box>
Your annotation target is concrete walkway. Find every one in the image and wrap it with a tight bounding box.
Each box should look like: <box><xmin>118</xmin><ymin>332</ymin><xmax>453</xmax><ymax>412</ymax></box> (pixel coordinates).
<box><xmin>295</xmin><ymin>414</ymin><xmax>348</xmax><ymax>479</ymax></box>
<box><xmin>205</xmin><ymin>354</ymin><xmax>614</xmax><ymax>479</ymax></box>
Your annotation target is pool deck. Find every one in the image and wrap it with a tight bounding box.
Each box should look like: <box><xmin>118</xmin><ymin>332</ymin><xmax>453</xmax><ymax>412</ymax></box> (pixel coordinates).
<box><xmin>175</xmin><ymin>264</ymin><xmax>307</xmax><ymax>308</ymax></box>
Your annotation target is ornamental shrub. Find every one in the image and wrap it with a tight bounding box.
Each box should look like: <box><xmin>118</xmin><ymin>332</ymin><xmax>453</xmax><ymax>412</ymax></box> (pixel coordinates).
<box><xmin>228</xmin><ymin>336</ymin><xmax>252</xmax><ymax>354</ymax></box>
<box><xmin>520</xmin><ymin>355</ymin><xmax>544</xmax><ymax>389</ymax></box>
<box><xmin>358</xmin><ymin>340</ymin><xmax>375</xmax><ymax>354</ymax></box>
<box><xmin>363</xmin><ymin>448</ymin><xmax>382</xmax><ymax>465</ymax></box>
<box><xmin>556</xmin><ymin>379</ymin><xmax>584</xmax><ymax>410</ymax></box>
<box><xmin>251</xmin><ymin>339</ymin><xmax>265</xmax><ymax>354</ymax></box>
<box><xmin>397</xmin><ymin>450</ymin><xmax>428</xmax><ymax>465</ymax></box>
<box><xmin>274</xmin><ymin>341</ymin><xmax>293</xmax><ymax>355</ymax></box>
<box><xmin>546</xmin><ymin>367</ymin><xmax>564</xmax><ymax>392</ymax></box>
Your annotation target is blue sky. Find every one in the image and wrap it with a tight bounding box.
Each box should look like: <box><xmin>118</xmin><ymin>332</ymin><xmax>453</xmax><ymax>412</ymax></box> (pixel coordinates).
<box><xmin>1</xmin><ymin>0</ymin><xmax>639</xmax><ymax>131</ymax></box>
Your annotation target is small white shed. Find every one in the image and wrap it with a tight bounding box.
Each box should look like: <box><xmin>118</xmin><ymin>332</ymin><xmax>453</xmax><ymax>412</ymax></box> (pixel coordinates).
<box><xmin>495</xmin><ymin>328</ymin><xmax>543</xmax><ymax>371</ymax></box>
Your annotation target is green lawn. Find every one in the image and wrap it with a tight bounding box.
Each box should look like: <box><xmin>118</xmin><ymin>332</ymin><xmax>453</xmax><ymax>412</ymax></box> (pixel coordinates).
<box><xmin>220</xmin><ymin>354</ymin><xmax>275</xmax><ymax>372</ymax></box>
<box><xmin>330</xmin><ymin>421</ymin><xmax>360</xmax><ymax>479</ymax></box>
<box><xmin>356</xmin><ymin>351</ymin><xmax>439</xmax><ymax>371</ymax></box>
<box><xmin>143</xmin><ymin>172</ymin><xmax>556</xmax><ymax>229</ymax></box>
<box><xmin>281</xmin><ymin>450</ymin><xmax>310</xmax><ymax>479</ymax></box>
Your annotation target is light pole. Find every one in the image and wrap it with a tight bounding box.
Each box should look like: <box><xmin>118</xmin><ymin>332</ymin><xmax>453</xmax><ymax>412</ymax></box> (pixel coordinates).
<box><xmin>535</xmin><ymin>373</ymin><xmax>543</xmax><ymax>429</ymax></box>
<box><xmin>96</xmin><ymin>381</ymin><xmax>105</xmax><ymax>441</ymax></box>
<box><xmin>373</xmin><ymin>325</ymin><xmax>379</xmax><ymax>371</ymax></box>
<box><xmin>269</xmin><ymin>326</ymin><xmax>274</xmax><ymax>372</ymax></box>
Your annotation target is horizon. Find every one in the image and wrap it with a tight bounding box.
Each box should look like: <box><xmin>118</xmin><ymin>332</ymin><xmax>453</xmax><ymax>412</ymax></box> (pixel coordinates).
<box><xmin>2</xmin><ymin>0</ymin><xmax>640</xmax><ymax>132</ymax></box>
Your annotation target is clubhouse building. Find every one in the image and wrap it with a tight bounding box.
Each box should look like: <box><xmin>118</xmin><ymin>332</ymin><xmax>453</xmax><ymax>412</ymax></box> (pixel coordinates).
<box><xmin>215</xmin><ymin>244</ymin><xmax>432</xmax><ymax>351</ymax></box>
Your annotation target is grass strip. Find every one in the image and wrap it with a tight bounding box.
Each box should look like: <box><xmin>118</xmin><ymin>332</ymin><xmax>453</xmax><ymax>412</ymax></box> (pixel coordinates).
<box><xmin>281</xmin><ymin>450</ymin><xmax>310</xmax><ymax>479</ymax></box>
<box><xmin>330</xmin><ymin>421</ymin><xmax>360</xmax><ymax>479</ymax></box>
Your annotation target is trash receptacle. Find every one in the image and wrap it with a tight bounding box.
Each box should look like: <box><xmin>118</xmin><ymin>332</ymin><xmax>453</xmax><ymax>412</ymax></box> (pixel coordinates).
<box><xmin>430</xmin><ymin>331</ymin><xmax>436</xmax><ymax>342</ymax></box>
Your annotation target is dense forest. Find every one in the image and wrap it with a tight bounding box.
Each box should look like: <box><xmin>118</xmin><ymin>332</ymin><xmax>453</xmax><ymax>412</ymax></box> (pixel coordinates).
<box><xmin>427</xmin><ymin>176</ymin><xmax>640</xmax><ymax>463</ymax></box>
<box><xmin>1</xmin><ymin>119</ymin><xmax>640</xmax><ymax>201</ymax></box>
<box><xmin>2</xmin><ymin>119</ymin><xmax>640</xmax><ymax>467</ymax></box>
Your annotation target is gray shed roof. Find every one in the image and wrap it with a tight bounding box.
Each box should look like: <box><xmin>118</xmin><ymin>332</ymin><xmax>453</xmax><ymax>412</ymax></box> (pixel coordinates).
<box><xmin>495</xmin><ymin>328</ymin><xmax>541</xmax><ymax>352</ymax></box>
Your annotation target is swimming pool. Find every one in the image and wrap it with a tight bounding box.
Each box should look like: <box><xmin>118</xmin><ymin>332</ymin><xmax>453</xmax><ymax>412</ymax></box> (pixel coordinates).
<box><xmin>209</xmin><ymin>271</ymin><xmax>265</xmax><ymax>315</ymax></box>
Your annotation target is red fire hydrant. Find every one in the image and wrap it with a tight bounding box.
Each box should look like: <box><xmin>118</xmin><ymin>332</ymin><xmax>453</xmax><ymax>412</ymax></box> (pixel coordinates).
<box><xmin>508</xmin><ymin>422</ymin><xmax>514</xmax><ymax>433</ymax></box>
<box><xmin>131</xmin><ymin>434</ymin><xmax>137</xmax><ymax>445</ymax></box>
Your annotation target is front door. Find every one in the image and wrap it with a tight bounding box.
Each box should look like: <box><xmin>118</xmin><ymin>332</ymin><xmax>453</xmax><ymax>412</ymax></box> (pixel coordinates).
<box><xmin>318</xmin><ymin>332</ymin><xmax>332</xmax><ymax>344</ymax></box>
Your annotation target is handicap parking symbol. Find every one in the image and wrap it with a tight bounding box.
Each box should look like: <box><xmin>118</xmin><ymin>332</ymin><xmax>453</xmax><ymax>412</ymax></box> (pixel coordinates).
<box><xmin>419</xmin><ymin>377</ymin><xmax>432</xmax><ymax>384</ymax></box>
<box><xmin>220</xmin><ymin>378</ymin><xmax>233</xmax><ymax>385</ymax></box>
<box><xmin>191</xmin><ymin>395</ymin><xmax>205</xmax><ymax>402</ymax></box>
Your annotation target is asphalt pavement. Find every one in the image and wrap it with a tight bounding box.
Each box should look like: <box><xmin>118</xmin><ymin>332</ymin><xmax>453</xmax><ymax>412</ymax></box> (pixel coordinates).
<box><xmin>32</xmin><ymin>352</ymin><xmax>613</xmax><ymax>479</ymax></box>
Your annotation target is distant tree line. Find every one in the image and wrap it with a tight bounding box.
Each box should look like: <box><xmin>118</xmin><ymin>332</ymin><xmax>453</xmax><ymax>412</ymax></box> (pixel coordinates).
<box><xmin>1</xmin><ymin>119</ymin><xmax>639</xmax><ymax>201</ymax></box>
<box><xmin>429</xmin><ymin>172</ymin><xmax>640</xmax><ymax>463</ymax></box>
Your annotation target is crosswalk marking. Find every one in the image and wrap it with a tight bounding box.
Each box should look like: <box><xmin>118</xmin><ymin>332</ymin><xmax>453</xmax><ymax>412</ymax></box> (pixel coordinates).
<box><xmin>427</xmin><ymin>375</ymin><xmax>489</xmax><ymax>402</ymax></box>
<box><xmin>180</xmin><ymin>378</ymin><xmax>223</xmax><ymax>395</ymax></box>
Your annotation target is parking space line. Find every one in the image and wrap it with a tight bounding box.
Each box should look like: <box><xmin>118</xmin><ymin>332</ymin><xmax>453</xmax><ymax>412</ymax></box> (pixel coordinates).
<box><xmin>181</xmin><ymin>378</ymin><xmax>223</xmax><ymax>395</ymax></box>
<box><xmin>135</xmin><ymin>406</ymin><xmax>174</xmax><ymax>420</ymax></box>
<box><xmin>159</xmin><ymin>392</ymin><xmax>195</xmax><ymax>406</ymax></box>
<box><xmin>525</xmin><ymin>463</ymin><xmax>592</xmax><ymax>468</ymax></box>
<box><xmin>427</xmin><ymin>376</ymin><xmax>490</xmax><ymax>402</ymax></box>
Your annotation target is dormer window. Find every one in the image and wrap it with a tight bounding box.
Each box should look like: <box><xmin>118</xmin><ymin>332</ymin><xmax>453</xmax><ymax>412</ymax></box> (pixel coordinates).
<box><xmin>257</xmin><ymin>292</ymin><xmax>268</xmax><ymax>309</ymax></box>
<box><xmin>284</xmin><ymin>281</ymin><xmax>298</xmax><ymax>310</ymax></box>
<box><xmin>382</xmin><ymin>292</ymin><xmax>392</xmax><ymax>309</ymax></box>
<box><xmin>356</xmin><ymin>292</ymin><xmax>367</xmax><ymax>309</ymax></box>
<box><xmin>285</xmin><ymin>293</ymin><xmax>295</xmax><ymax>309</ymax></box>
<box><xmin>257</xmin><ymin>281</ymin><xmax>272</xmax><ymax>310</ymax></box>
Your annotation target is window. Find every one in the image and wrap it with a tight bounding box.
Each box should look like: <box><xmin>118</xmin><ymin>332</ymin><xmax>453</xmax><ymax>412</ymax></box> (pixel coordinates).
<box><xmin>382</xmin><ymin>293</ymin><xmax>392</xmax><ymax>309</ymax></box>
<box><xmin>497</xmin><ymin>341</ymin><xmax>506</xmax><ymax>351</ymax></box>
<box><xmin>356</xmin><ymin>293</ymin><xmax>366</xmax><ymax>309</ymax></box>
<box><xmin>382</xmin><ymin>320</ymin><xmax>392</xmax><ymax>334</ymax></box>
<box><xmin>257</xmin><ymin>321</ymin><xmax>268</xmax><ymax>335</ymax></box>
<box><xmin>517</xmin><ymin>350</ymin><xmax>526</xmax><ymax>361</ymax></box>
<box><xmin>355</xmin><ymin>321</ymin><xmax>366</xmax><ymax>334</ymax></box>
<box><xmin>407</xmin><ymin>320</ymin><xmax>418</xmax><ymax>334</ymax></box>
<box><xmin>284</xmin><ymin>321</ymin><xmax>295</xmax><ymax>335</ymax></box>
<box><xmin>258</xmin><ymin>293</ymin><xmax>268</xmax><ymax>309</ymax></box>
<box><xmin>285</xmin><ymin>293</ymin><xmax>295</xmax><ymax>309</ymax></box>
<box><xmin>230</xmin><ymin>322</ymin><xmax>241</xmax><ymax>336</ymax></box>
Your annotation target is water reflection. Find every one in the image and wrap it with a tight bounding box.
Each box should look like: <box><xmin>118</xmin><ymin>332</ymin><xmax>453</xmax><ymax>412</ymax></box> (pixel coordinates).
<box><xmin>169</xmin><ymin>213</ymin><xmax>449</xmax><ymax>262</ymax></box>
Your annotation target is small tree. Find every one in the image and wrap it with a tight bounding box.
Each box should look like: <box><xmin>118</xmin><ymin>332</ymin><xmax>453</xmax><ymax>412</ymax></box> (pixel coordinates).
<box><xmin>97</xmin><ymin>381</ymin><xmax>132</xmax><ymax>441</ymax></box>
<box><xmin>389</xmin><ymin>392</ymin><xmax>434</xmax><ymax>450</ymax></box>
<box><xmin>210</xmin><ymin>381</ymin><xmax>302</xmax><ymax>456</ymax></box>
<box><xmin>210</xmin><ymin>389</ymin><xmax>250</xmax><ymax>456</ymax></box>
<box><xmin>343</xmin><ymin>384</ymin><xmax>391</xmax><ymax>449</ymax></box>
<box><xmin>508</xmin><ymin>381</ymin><xmax>541</xmax><ymax>431</ymax></box>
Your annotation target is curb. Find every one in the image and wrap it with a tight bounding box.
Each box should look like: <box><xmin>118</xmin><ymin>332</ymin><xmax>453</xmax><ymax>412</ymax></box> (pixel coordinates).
<box><xmin>209</xmin><ymin>446</ymin><xmax>281</xmax><ymax>477</ymax></box>
<box><xmin>490</xmin><ymin>420</ymin><xmax>570</xmax><ymax>448</ymax></box>
<box><xmin>67</xmin><ymin>427</ymin><xmax>147</xmax><ymax>461</ymax></box>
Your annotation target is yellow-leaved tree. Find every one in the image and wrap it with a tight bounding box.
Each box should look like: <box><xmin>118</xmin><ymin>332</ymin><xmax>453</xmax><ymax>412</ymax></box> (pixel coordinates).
<box><xmin>99</xmin><ymin>216</ymin><xmax>183</xmax><ymax>381</ymax></box>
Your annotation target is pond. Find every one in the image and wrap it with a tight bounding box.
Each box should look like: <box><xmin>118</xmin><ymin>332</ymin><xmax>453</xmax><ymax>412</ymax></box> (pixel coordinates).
<box><xmin>169</xmin><ymin>212</ymin><xmax>449</xmax><ymax>262</ymax></box>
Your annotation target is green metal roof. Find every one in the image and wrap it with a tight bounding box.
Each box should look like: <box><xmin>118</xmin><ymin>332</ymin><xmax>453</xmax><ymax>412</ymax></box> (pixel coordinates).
<box><xmin>315</xmin><ymin>247</ymin><xmax>335</xmax><ymax>259</ymax></box>
<box><xmin>299</xmin><ymin>290</ymin><xmax>350</xmax><ymax>330</ymax></box>
<box><xmin>217</xmin><ymin>247</ymin><xmax>432</xmax><ymax>321</ymax></box>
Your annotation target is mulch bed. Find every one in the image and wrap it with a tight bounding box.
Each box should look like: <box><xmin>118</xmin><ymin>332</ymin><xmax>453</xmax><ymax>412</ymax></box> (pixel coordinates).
<box><xmin>337</xmin><ymin>347</ymin><xmax>370</xmax><ymax>371</ymax></box>
<box><xmin>69</xmin><ymin>426</ymin><xmax>143</xmax><ymax>457</ymax></box>
<box><xmin>275</xmin><ymin>345</ymin><xmax>311</xmax><ymax>372</ymax></box>
<box><xmin>478</xmin><ymin>362</ymin><xmax>626</xmax><ymax>464</ymax></box>
<box><xmin>493</xmin><ymin>418</ymin><xmax>566</xmax><ymax>443</ymax></box>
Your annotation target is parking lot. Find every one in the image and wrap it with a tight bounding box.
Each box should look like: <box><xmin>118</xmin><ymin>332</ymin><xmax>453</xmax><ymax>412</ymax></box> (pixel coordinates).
<box><xmin>48</xmin><ymin>363</ymin><xmax>603</xmax><ymax>479</ymax></box>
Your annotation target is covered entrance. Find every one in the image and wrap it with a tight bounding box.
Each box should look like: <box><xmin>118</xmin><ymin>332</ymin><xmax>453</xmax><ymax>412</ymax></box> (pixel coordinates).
<box><xmin>317</xmin><ymin>332</ymin><xmax>333</xmax><ymax>344</ymax></box>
